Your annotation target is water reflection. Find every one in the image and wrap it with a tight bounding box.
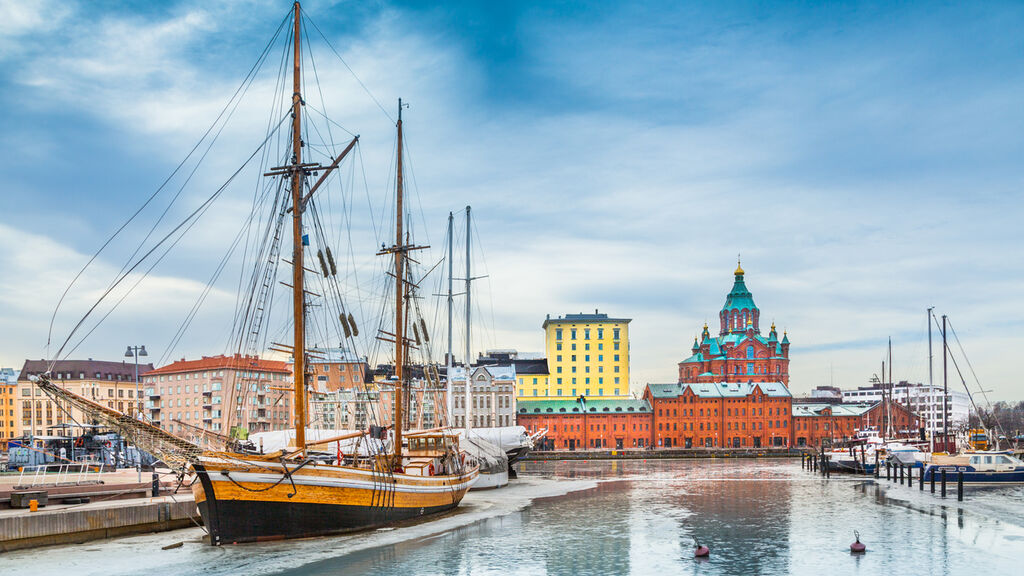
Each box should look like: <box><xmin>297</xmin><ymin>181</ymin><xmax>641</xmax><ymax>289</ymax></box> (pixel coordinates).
<box><xmin>275</xmin><ymin>459</ymin><xmax>1024</xmax><ymax>575</ymax></box>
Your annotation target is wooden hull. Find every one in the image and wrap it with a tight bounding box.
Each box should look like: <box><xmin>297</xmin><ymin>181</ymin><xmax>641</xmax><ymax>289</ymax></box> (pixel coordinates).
<box><xmin>192</xmin><ymin>453</ymin><xmax>478</xmax><ymax>545</ymax></box>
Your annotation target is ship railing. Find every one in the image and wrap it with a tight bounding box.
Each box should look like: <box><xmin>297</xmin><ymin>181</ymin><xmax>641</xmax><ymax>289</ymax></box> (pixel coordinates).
<box><xmin>15</xmin><ymin>462</ymin><xmax>104</xmax><ymax>489</ymax></box>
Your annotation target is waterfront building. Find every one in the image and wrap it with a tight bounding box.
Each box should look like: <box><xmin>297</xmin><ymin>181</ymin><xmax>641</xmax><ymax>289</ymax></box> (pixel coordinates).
<box><xmin>841</xmin><ymin>381</ymin><xmax>969</xmax><ymax>436</ymax></box>
<box><xmin>517</xmin><ymin>398</ymin><xmax>653</xmax><ymax>450</ymax></box>
<box><xmin>792</xmin><ymin>401</ymin><xmax>920</xmax><ymax>448</ymax></box>
<box><xmin>142</xmin><ymin>354</ymin><xmax>291</xmax><ymax>436</ymax></box>
<box><xmin>678</xmin><ymin>263</ymin><xmax>790</xmax><ymax>384</ymax></box>
<box><xmin>450</xmin><ymin>365</ymin><xmax>517</xmax><ymax>428</ymax></box>
<box><xmin>541</xmin><ymin>311</ymin><xmax>631</xmax><ymax>400</ymax></box>
<box><xmin>16</xmin><ymin>359</ymin><xmax>153</xmax><ymax>437</ymax></box>
<box><xmin>513</xmin><ymin>357</ymin><xmax>550</xmax><ymax>400</ymax></box>
<box><xmin>1</xmin><ymin>368</ymin><xmax>18</xmax><ymax>440</ymax></box>
<box><xmin>645</xmin><ymin>381</ymin><xmax>793</xmax><ymax>448</ymax></box>
<box><xmin>378</xmin><ymin>379</ymin><xmax>447</xmax><ymax>430</ymax></box>
<box><xmin>308</xmin><ymin>347</ymin><xmax>369</xmax><ymax>392</ymax></box>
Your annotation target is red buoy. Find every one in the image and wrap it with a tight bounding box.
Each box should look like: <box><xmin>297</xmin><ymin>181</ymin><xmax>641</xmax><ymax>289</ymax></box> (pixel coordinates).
<box><xmin>694</xmin><ymin>538</ymin><xmax>710</xmax><ymax>558</ymax></box>
<box><xmin>850</xmin><ymin>530</ymin><xmax>866</xmax><ymax>554</ymax></box>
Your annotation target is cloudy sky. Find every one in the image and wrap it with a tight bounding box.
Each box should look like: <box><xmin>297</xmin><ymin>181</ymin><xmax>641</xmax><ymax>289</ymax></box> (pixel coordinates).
<box><xmin>1</xmin><ymin>0</ymin><xmax>1021</xmax><ymax>400</ymax></box>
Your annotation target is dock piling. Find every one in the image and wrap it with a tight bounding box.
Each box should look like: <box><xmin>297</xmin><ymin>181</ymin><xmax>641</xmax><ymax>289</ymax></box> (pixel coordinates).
<box><xmin>941</xmin><ymin>469</ymin><xmax>947</xmax><ymax>498</ymax></box>
<box><xmin>919</xmin><ymin>467</ymin><xmax>924</xmax><ymax>490</ymax></box>
<box><xmin>957</xmin><ymin>471</ymin><xmax>964</xmax><ymax>501</ymax></box>
<box><xmin>874</xmin><ymin>452</ymin><xmax>879</xmax><ymax>479</ymax></box>
<box><xmin>886</xmin><ymin>461</ymin><xmax>891</xmax><ymax>481</ymax></box>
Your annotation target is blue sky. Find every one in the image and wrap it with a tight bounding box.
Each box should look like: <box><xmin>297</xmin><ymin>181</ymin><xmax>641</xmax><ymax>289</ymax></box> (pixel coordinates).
<box><xmin>1</xmin><ymin>0</ymin><xmax>1022</xmax><ymax>400</ymax></box>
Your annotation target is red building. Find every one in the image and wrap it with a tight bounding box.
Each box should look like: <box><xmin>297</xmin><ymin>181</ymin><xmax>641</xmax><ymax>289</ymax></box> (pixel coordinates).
<box><xmin>517</xmin><ymin>398</ymin><xmax>653</xmax><ymax>450</ymax></box>
<box><xmin>645</xmin><ymin>382</ymin><xmax>793</xmax><ymax>448</ymax></box>
<box><xmin>792</xmin><ymin>401</ymin><xmax>920</xmax><ymax>448</ymax></box>
<box><xmin>678</xmin><ymin>263</ymin><xmax>790</xmax><ymax>384</ymax></box>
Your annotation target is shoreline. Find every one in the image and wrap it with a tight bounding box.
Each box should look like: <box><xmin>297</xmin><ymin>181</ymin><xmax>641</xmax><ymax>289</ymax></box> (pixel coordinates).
<box><xmin>526</xmin><ymin>448</ymin><xmax>805</xmax><ymax>460</ymax></box>
<box><xmin>1</xmin><ymin>476</ymin><xmax>598</xmax><ymax>576</ymax></box>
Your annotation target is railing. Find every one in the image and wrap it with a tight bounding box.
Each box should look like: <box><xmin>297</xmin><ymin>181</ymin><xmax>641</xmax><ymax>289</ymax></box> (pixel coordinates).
<box><xmin>15</xmin><ymin>462</ymin><xmax>105</xmax><ymax>489</ymax></box>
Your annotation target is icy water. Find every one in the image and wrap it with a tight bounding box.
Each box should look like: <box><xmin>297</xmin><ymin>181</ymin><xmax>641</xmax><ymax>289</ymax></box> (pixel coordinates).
<box><xmin>8</xmin><ymin>459</ymin><xmax>1024</xmax><ymax>575</ymax></box>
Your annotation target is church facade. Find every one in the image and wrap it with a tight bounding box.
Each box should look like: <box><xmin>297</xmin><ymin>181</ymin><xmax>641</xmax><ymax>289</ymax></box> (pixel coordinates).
<box><xmin>678</xmin><ymin>263</ymin><xmax>791</xmax><ymax>385</ymax></box>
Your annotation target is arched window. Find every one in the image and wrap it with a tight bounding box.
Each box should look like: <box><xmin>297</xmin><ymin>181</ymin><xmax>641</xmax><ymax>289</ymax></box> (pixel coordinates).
<box><xmin>746</xmin><ymin>346</ymin><xmax>754</xmax><ymax>359</ymax></box>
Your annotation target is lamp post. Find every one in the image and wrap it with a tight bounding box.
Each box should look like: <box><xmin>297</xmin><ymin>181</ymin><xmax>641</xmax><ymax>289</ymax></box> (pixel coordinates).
<box><xmin>125</xmin><ymin>344</ymin><xmax>147</xmax><ymax>482</ymax></box>
<box><xmin>125</xmin><ymin>345</ymin><xmax>148</xmax><ymax>421</ymax></box>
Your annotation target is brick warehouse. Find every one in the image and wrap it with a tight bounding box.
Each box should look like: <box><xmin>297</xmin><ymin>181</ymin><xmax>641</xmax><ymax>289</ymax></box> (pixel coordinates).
<box><xmin>519</xmin><ymin>390</ymin><xmax>919</xmax><ymax>450</ymax></box>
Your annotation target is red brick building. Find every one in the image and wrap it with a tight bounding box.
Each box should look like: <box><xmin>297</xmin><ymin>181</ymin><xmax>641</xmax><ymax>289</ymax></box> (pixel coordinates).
<box><xmin>792</xmin><ymin>401</ymin><xmax>920</xmax><ymax>448</ymax></box>
<box><xmin>517</xmin><ymin>398</ymin><xmax>653</xmax><ymax>450</ymax></box>
<box><xmin>645</xmin><ymin>382</ymin><xmax>793</xmax><ymax>448</ymax></box>
<box><xmin>678</xmin><ymin>263</ymin><xmax>790</xmax><ymax>384</ymax></box>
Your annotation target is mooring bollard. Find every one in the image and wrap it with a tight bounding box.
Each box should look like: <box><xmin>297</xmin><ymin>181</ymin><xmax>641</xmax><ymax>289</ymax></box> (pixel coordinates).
<box><xmin>919</xmin><ymin>467</ymin><xmax>924</xmax><ymax>490</ymax></box>
<box><xmin>152</xmin><ymin>472</ymin><xmax>160</xmax><ymax>497</ymax></box>
<box><xmin>900</xmin><ymin>464</ymin><xmax>905</xmax><ymax>485</ymax></box>
<box><xmin>941</xmin><ymin>469</ymin><xmax>947</xmax><ymax>498</ymax></box>
<box><xmin>957</xmin><ymin>471</ymin><xmax>964</xmax><ymax>501</ymax></box>
<box><xmin>874</xmin><ymin>452</ymin><xmax>880</xmax><ymax>479</ymax></box>
<box><xmin>931</xmin><ymin>469</ymin><xmax>936</xmax><ymax>493</ymax></box>
<box><xmin>886</xmin><ymin>461</ymin><xmax>891</xmax><ymax>480</ymax></box>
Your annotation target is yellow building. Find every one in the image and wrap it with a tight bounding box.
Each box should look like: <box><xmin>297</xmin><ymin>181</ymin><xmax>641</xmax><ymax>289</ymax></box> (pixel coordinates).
<box><xmin>533</xmin><ymin>311</ymin><xmax>631</xmax><ymax>400</ymax></box>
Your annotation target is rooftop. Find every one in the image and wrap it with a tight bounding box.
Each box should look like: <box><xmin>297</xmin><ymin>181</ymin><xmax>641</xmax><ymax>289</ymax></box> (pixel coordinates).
<box><xmin>542</xmin><ymin>310</ymin><xmax>631</xmax><ymax>328</ymax></box>
<box><xmin>146</xmin><ymin>354</ymin><xmax>290</xmax><ymax>376</ymax></box>
<box><xmin>19</xmin><ymin>359</ymin><xmax>154</xmax><ymax>382</ymax></box>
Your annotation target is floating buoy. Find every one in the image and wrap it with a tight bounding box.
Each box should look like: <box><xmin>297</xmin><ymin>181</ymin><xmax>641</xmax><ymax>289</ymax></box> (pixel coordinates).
<box><xmin>694</xmin><ymin>538</ymin><xmax>710</xmax><ymax>558</ymax></box>
<box><xmin>850</xmin><ymin>530</ymin><xmax>866</xmax><ymax>553</ymax></box>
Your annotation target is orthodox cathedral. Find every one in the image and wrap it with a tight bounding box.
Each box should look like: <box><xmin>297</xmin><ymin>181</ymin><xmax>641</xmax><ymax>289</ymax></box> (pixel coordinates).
<box><xmin>678</xmin><ymin>262</ymin><xmax>790</xmax><ymax>384</ymax></box>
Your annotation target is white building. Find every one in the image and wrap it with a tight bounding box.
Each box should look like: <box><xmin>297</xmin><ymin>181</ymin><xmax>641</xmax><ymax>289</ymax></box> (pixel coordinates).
<box><xmin>841</xmin><ymin>382</ymin><xmax>970</xmax><ymax>435</ymax></box>
<box><xmin>449</xmin><ymin>365</ymin><xmax>517</xmax><ymax>428</ymax></box>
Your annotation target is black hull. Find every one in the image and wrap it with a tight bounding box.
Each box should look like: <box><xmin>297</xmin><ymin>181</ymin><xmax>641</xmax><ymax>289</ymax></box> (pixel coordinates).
<box><xmin>194</xmin><ymin>463</ymin><xmax>458</xmax><ymax>545</ymax></box>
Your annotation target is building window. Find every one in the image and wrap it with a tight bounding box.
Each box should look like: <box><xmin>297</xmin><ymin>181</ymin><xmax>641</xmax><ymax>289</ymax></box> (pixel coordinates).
<box><xmin>584</xmin><ymin>329</ymin><xmax>590</xmax><ymax>340</ymax></box>
<box><xmin>556</xmin><ymin>343</ymin><xmax>562</xmax><ymax>351</ymax></box>
<box><xmin>613</xmin><ymin>328</ymin><xmax>620</xmax><ymax>340</ymax></box>
<box><xmin>571</xmin><ymin>329</ymin><xmax>577</xmax><ymax>340</ymax></box>
<box><xmin>598</xmin><ymin>328</ymin><xmax>604</xmax><ymax>339</ymax></box>
<box><xmin>556</xmin><ymin>329</ymin><xmax>563</xmax><ymax>340</ymax></box>
<box><xmin>747</xmin><ymin>347</ymin><xmax>754</xmax><ymax>359</ymax></box>
<box><xmin>747</xmin><ymin>363</ymin><xmax>753</xmax><ymax>375</ymax></box>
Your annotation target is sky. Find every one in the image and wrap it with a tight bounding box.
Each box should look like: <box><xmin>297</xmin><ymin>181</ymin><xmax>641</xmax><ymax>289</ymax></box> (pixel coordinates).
<box><xmin>0</xmin><ymin>0</ymin><xmax>1022</xmax><ymax>400</ymax></box>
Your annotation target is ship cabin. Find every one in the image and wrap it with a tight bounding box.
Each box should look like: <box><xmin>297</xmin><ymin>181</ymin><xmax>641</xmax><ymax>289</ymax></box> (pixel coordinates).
<box><xmin>402</xmin><ymin>433</ymin><xmax>459</xmax><ymax>477</ymax></box>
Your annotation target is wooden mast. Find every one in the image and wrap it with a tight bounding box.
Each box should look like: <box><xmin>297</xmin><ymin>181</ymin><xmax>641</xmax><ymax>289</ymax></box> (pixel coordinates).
<box><xmin>291</xmin><ymin>1</ymin><xmax>307</xmax><ymax>452</ymax></box>
<box><xmin>393</xmin><ymin>98</ymin><xmax>406</xmax><ymax>463</ymax></box>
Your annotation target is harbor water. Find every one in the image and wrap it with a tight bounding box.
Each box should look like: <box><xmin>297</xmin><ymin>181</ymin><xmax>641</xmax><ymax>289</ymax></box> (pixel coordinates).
<box><xmin>6</xmin><ymin>459</ymin><xmax>1024</xmax><ymax>575</ymax></box>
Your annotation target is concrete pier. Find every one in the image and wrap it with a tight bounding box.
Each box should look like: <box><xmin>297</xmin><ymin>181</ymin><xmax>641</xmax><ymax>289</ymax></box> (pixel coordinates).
<box><xmin>0</xmin><ymin>493</ymin><xmax>200</xmax><ymax>551</ymax></box>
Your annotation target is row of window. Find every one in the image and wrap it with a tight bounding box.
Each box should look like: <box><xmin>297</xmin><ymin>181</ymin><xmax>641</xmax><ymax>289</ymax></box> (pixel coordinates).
<box><xmin>554</xmin><ymin>328</ymin><xmax>622</xmax><ymax>341</ymax></box>
<box><xmin>555</xmin><ymin>342</ymin><xmax>622</xmax><ymax>352</ymax></box>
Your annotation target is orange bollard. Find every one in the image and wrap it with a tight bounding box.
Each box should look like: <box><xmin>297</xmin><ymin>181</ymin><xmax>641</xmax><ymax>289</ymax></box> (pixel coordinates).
<box><xmin>29</xmin><ymin>499</ymin><xmax>39</xmax><ymax>512</ymax></box>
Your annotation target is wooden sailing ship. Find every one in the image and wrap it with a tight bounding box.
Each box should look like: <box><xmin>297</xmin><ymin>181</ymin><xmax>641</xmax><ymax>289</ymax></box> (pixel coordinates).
<box><xmin>34</xmin><ymin>1</ymin><xmax>477</xmax><ymax>544</ymax></box>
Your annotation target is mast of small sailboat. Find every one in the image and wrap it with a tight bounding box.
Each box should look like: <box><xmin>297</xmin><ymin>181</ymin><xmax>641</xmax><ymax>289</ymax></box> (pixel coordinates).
<box><xmin>446</xmin><ymin>212</ymin><xmax>454</xmax><ymax>422</ymax></box>
<box><xmin>464</xmin><ymin>206</ymin><xmax>472</xmax><ymax>434</ymax></box>
<box><xmin>290</xmin><ymin>1</ymin><xmax>307</xmax><ymax>452</ymax></box>
<box><xmin>393</xmin><ymin>99</ymin><xmax>406</xmax><ymax>462</ymax></box>
<box><xmin>928</xmin><ymin>306</ymin><xmax>934</xmax><ymax>453</ymax></box>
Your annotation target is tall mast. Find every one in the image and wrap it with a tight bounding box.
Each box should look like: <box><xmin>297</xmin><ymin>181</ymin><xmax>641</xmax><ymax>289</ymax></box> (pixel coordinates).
<box><xmin>942</xmin><ymin>314</ymin><xmax>948</xmax><ymax>448</ymax></box>
<box><xmin>290</xmin><ymin>1</ymin><xmax>307</xmax><ymax>452</ymax></box>
<box><xmin>464</xmin><ymin>206</ymin><xmax>472</xmax><ymax>433</ymax></box>
<box><xmin>446</xmin><ymin>211</ymin><xmax>454</xmax><ymax>424</ymax></box>
<box><xmin>888</xmin><ymin>337</ymin><xmax>893</xmax><ymax>437</ymax></box>
<box><xmin>928</xmin><ymin>306</ymin><xmax>934</xmax><ymax>452</ymax></box>
<box><xmin>393</xmin><ymin>99</ymin><xmax>406</xmax><ymax>460</ymax></box>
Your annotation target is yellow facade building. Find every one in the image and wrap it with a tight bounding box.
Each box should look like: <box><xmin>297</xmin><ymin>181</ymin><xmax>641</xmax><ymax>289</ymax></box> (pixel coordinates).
<box><xmin>532</xmin><ymin>311</ymin><xmax>631</xmax><ymax>400</ymax></box>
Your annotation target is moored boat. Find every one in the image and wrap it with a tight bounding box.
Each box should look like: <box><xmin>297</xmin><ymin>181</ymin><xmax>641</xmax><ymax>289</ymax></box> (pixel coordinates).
<box><xmin>923</xmin><ymin>451</ymin><xmax>1024</xmax><ymax>484</ymax></box>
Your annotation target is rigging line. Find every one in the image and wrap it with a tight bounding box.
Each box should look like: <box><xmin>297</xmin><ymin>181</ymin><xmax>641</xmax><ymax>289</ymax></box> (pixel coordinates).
<box><xmin>948</xmin><ymin>319</ymin><xmax>1006</xmax><ymax>435</ymax></box>
<box><xmin>235</xmin><ymin>22</ymin><xmax>294</xmax><ymax>346</ymax></box>
<box><xmin>162</xmin><ymin>184</ymin><xmax>281</xmax><ymax>366</ymax></box>
<box><xmin>302</xmin><ymin>12</ymin><xmax>394</xmax><ymax>123</ymax></box>
<box><xmin>53</xmin><ymin>113</ymin><xmax>291</xmax><ymax>363</ymax></box>
<box><xmin>45</xmin><ymin>10</ymin><xmax>291</xmax><ymax>359</ymax></box>
<box><xmin>61</xmin><ymin>170</ymin><xmax>283</xmax><ymax>363</ymax></box>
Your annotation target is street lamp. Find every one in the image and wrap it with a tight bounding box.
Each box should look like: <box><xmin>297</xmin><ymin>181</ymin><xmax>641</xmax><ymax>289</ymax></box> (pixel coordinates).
<box><xmin>125</xmin><ymin>345</ymin><xmax>148</xmax><ymax>420</ymax></box>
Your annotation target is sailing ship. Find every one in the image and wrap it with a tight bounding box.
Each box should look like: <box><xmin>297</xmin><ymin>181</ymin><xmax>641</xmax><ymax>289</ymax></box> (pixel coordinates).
<box><xmin>33</xmin><ymin>1</ymin><xmax>477</xmax><ymax>544</ymax></box>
